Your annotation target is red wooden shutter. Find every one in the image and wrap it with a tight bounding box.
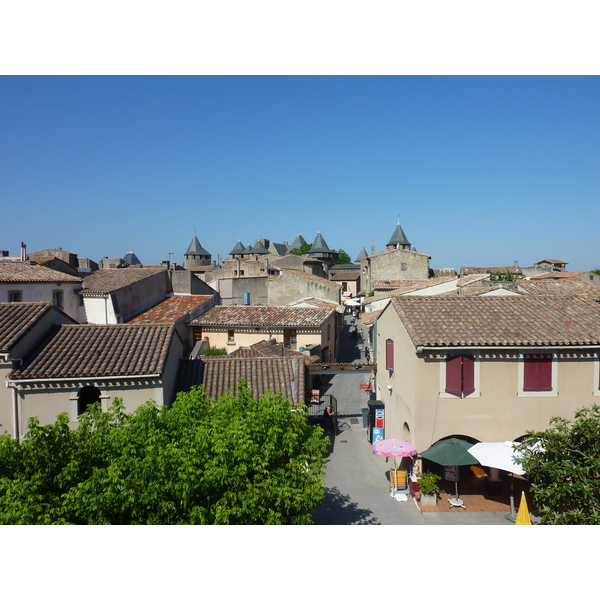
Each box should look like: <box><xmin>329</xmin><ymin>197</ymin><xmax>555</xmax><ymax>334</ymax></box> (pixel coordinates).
<box><xmin>538</xmin><ymin>354</ymin><xmax>553</xmax><ymax>391</ymax></box>
<box><xmin>445</xmin><ymin>355</ymin><xmax>462</xmax><ymax>394</ymax></box>
<box><xmin>462</xmin><ymin>355</ymin><xmax>475</xmax><ymax>395</ymax></box>
<box><xmin>386</xmin><ymin>339</ymin><xmax>394</xmax><ymax>371</ymax></box>
<box><xmin>524</xmin><ymin>354</ymin><xmax>552</xmax><ymax>391</ymax></box>
<box><xmin>523</xmin><ymin>354</ymin><xmax>538</xmax><ymax>391</ymax></box>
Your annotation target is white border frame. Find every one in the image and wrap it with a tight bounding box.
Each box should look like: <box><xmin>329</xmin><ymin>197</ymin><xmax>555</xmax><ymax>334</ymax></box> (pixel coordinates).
<box><xmin>517</xmin><ymin>352</ymin><xmax>558</xmax><ymax>397</ymax></box>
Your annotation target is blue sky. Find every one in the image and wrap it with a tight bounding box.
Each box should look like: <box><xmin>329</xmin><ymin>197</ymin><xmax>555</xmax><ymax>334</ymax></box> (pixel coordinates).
<box><xmin>2</xmin><ymin>75</ymin><xmax>599</xmax><ymax>272</ymax></box>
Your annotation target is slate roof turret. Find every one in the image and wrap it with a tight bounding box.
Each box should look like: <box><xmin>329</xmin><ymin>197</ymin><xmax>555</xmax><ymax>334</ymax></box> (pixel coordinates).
<box><xmin>185</xmin><ymin>235</ymin><xmax>210</xmax><ymax>257</ymax></box>
<box><xmin>123</xmin><ymin>251</ymin><xmax>141</xmax><ymax>266</ymax></box>
<box><xmin>387</xmin><ymin>220</ymin><xmax>411</xmax><ymax>248</ymax></box>
<box><xmin>251</xmin><ymin>239</ymin><xmax>269</xmax><ymax>255</ymax></box>
<box><xmin>288</xmin><ymin>234</ymin><xmax>307</xmax><ymax>252</ymax></box>
<box><xmin>355</xmin><ymin>247</ymin><xmax>368</xmax><ymax>262</ymax></box>
<box><xmin>310</xmin><ymin>231</ymin><xmax>331</xmax><ymax>253</ymax></box>
<box><xmin>229</xmin><ymin>240</ymin><xmax>246</xmax><ymax>255</ymax></box>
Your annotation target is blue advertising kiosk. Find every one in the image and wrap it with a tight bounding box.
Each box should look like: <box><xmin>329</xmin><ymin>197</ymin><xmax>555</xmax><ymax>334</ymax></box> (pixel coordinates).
<box><xmin>367</xmin><ymin>399</ymin><xmax>385</xmax><ymax>443</ymax></box>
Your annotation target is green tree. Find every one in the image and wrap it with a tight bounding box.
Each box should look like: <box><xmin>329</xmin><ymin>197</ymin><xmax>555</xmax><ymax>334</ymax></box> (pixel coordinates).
<box><xmin>591</xmin><ymin>269</ymin><xmax>600</xmax><ymax>276</ymax></box>
<box><xmin>517</xmin><ymin>404</ymin><xmax>600</xmax><ymax>525</ymax></box>
<box><xmin>489</xmin><ymin>270</ymin><xmax>523</xmax><ymax>282</ymax></box>
<box><xmin>289</xmin><ymin>242</ymin><xmax>312</xmax><ymax>256</ymax></box>
<box><xmin>203</xmin><ymin>346</ymin><xmax>227</xmax><ymax>355</ymax></box>
<box><xmin>332</xmin><ymin>249</ymin><xmax>352</xmax><ymax>265</ymax></box>
<box><xmin>0</xmin><ymin>382</ymin><xmax>327</xmax><ymax>524</ymax></box>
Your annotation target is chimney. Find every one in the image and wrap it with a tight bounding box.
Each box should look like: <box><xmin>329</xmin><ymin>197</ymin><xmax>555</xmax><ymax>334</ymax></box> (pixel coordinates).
<box><xmin>20</xmin><ymin>242</ymin><xmax>26</xmax><ymax>261</ymax></box>
<box><xmin>371</xmin><ymin>246</ymin><xmax>375</xmax><ymax>256</ymax></box>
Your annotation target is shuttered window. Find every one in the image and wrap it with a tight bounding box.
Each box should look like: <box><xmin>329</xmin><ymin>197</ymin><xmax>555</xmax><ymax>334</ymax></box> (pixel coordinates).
<box><xmin>386</xmin><ymin>339</ymin><xmax>394</xmax><ymax>371</ymax></box>
<box><xmin>523</xmin><ymin>354</ymin><xmax>553</xmax><ymax>392</ymax></box>
<box><xmin>445</xmin><ymin>354</ymin><xmax>475</xmax><ymax>396</ymax></box>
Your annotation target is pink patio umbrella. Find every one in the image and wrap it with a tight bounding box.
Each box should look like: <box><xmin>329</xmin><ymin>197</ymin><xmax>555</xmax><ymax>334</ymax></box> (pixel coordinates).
<box><xmin>372</xmin><ymin>439</ymin><xmax>419</xmax><ymax>490</ymax></box>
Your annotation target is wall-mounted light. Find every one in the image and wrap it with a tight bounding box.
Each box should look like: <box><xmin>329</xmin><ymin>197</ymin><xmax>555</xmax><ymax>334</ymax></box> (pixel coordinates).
<box><xmin>387</xmin><ymin>385</ymin><xmax>392</xmax><ymax>391</ymax></box>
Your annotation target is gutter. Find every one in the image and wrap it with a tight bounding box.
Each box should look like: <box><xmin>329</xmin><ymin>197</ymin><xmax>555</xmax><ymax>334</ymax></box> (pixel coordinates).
<box><xmin>7</xmin><ymin>373</ymin><xmax>162</xmax><ymax>385</ymax></box>
<box><xmin>415</xmin><ymin>344</ymin><xmax>600</xmax><ymax>353</ymax></box>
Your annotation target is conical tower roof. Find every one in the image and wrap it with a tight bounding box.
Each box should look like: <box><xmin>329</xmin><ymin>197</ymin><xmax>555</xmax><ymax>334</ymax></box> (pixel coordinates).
<box><xmin>355</xmin><ymin>247</ymin><xmax>368</xmax><ymax>262</ymax></box>
<box><xmin>123</xmin><ymin>251</ymin><xmax>141</xmax><ymax>265</ymax></box>
<box><xmin>241</xmin><ymin>243</ymin><xmax>253</xmax><ymax>255</ymax></box>
<box><xmin>186</xmin><ymin>234</ymin><xmax>210</xmax><ymax>257</ymax></box>
<box><xmin>309</xmin><ymin>231</ymin><xmax>331</xmax><ymax>253</ymax></box>
<box><xmin>230</xmin><ymin>240</ymin><xmax>245</xmax><ymax>255</ymax></box>
<box><xmin>288</xmin><ymin>234</ymin><xmax>307</xmax><ymax>251</ymax></box>
<box><xmin>251</xmin><ymin>239</ymin><xmax>269</xmax><ymax>255</ymax></box>
<box><xmin>387</xmin><ymin>221</ymin><xmax>410</xmax><ymax>248</ymax></box>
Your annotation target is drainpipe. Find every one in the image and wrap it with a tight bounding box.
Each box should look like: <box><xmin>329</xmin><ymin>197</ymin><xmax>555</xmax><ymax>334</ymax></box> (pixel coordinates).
<box><xmin>6</xmin><ymin>383</ymin><xmax>20</xmax><ymax>441</ymax></box>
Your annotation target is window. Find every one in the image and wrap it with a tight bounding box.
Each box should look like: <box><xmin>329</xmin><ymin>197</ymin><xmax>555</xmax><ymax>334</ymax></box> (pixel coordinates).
<box><xmin>523</xmin><ymin>354</ymin><xmax>553</xmax><ymax>392</ymax></box>
<box><xmin>52</xmin><ymin>290</ymin><xmax>63</xmax><ymax>309</ymax></box>
<box><xmin>284</xmin><ymin>329</ymin><xmax>297</xmax><ymax>350</ymax></box>
<box><xmin>386</xmin><ymin>339</ymin><xmax>394</xmax><ymax>371</ymax></box>
<box><xmin>227</xmin><ymin>330</ymin><xmax>235</xmax><ymax>343</ymax></box>
<box><xmin>77</xmin><ymin>385</ymin><xmax>101</xmax><ymax>415</ymax></box>
<box><xmin>445</xmin><ymin>354</ymin><xmax>475</xmax><ymax>396</ymax></box>
<box><xmin>8</xmin><ymin>290</ymin><xmax>22</xmax><ymax>302</ymax></box>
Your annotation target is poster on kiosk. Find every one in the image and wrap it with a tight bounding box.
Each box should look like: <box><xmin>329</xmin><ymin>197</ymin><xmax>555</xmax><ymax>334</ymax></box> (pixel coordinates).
<box><xmin>372</xmin><ymin>407</ymin><xmax>385</xmax><ymax>443</ymax></box>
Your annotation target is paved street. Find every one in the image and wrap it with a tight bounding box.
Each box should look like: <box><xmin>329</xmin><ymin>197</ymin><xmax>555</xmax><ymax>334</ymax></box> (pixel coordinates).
<box><xmin>311</xmin><ymin>314</ymin><xmax>514</xmax><ymax>525</ymax></box>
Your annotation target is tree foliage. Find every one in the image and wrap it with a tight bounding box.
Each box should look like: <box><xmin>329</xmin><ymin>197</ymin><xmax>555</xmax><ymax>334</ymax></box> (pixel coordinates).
<box><xmin>0</xmin><ymin>382</ymin><xmax>327</xmax><ymax>524</ymax></box>
<box><xmin>517</xmin><ymin>404</ymin><xmax>600</xmax><ymax>525</ymax></box>
<box><xmin>488</xmin><ymin>270</ymin><xmax>524</xmax><ymax>282</ymax></box>
<box><xmin>289</xmin><ymin>242</ymin><xmax>312</xmax><ymax>256</ymax></box>
<box><xmin>332</xmin><ymin>249</ymin><xmax>352</xmax><ymax>265</ymax></box>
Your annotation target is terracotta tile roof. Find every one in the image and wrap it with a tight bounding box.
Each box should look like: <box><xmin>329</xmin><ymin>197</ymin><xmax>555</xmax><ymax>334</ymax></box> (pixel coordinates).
<box><xmin>536</xmin><ymin>259</ymin><xmax>568</xmax><ymax>265</ymax></box>
<box><xmin>439</xmin><ymin>286</ymin><xmax>524</xmax><ymax>297</ymax></box>
<box><xmin>517</xmin><ymin>279</ymin><xmax>600</xmax><ymax>300</ymax></box>
<box><xmin>330</xmin><ymin>272</ymin><xmax>360</xmax><ymax>281</ymax></box>
<box><xmin>362</xmin><ymin>309</ymin><xmax>383</xmax><ymax>326</ymax></box>
<box><xmin>81</xmin><ymin>267</ymin><xmax>165</xmax><ymax>294</ymax></box>
<box><xmin>373</xmin><ymin>277</ymin><xmax>455</xmax><ymax>291</ymax></box>
<box><xmin>390</xmin><ymin>296</ymin><xmax>600</xmax><ymax>348</ymax></box>
<box><xmin>530</xmin><ymin>271</ymin><xmax>587</xmax><ymax>280</ymax></box>
<box><xmin>225</xmin><ymin>338</ymin><xmax>320</xmax><ymax>365</ymax></box>
<box><xmin>127</xmin><ymin>295</ymin><xmax>214</xmax><ymax>324</ymax></box>
<box><xmin>0</xmin><ymin>302</ymin><xmax>53</xmax><ymax>353</ymax></box>
<box><xmin>456</xmin><ymin>274</ymin><xmax>491</xmax><ymax>286</ymax></box>
<box><xmin>287</xmin><ymin>297</ymin><xmax>340</xmax><ymax>310</ymax></box>
<box><xmin>189</xmin><ymin>305</ymin><xmax>333</xmax><ymax>327</ymax></box>
<box><xmin>200</xmin><ymin>356</ymin><xmax>305</xmax><ymax>405</ymax></box>
<box><xmin>363</xmin><ymin>278</ymin><xmax>456</xmax><ymax>305</ymax></box>
<box><xmin>10</xmin><ymin>324</ymin><xmax>175</xmax><ymax>380</ymax></box>
<box><xmin>0</xmin><ymin>262</ymin><xmax>82</xmax><ymax>283</ymax></box>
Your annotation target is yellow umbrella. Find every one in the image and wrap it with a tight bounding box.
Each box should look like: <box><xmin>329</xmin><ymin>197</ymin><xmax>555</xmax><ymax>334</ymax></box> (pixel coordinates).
<box><xmin>515</xmin><ymin>491</ymin><xmax>532</xmax><ymax>525</ymax></box>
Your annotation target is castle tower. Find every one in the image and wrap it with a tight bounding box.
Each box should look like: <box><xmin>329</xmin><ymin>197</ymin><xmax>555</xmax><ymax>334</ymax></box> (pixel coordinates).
<box><xmin>184</xmin><ymin>234</ymin><xmax>211</xmax><ymax>269</ymax></box>
<box><xmin>386</xmin><ymin>220</ymin><xmax>411</xmax><ymax>251</ymax></box>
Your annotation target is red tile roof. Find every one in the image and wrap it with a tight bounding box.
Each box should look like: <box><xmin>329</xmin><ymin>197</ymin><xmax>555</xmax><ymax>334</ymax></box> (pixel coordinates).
<box><xmin>518</xmin><ymin>279</ymin><xmax>600</xmax><ymax>299</ymax></box>
<box><xmin>127</xmin><ymin>295</ymin><xmax>214</xmax><ymax>324</ymax></box>
<box><xmin>390</xmin><ymin>296</ymin><xmax>600</xmax><ymax>348</ymax></box>
<box><xmin>0</xmin><ymin>302</ymin><xmax>53</xmax><ymax>353</ymax></box>
<box><xmin>189</xmin><ymin>305</ymin><xmax>333</xmax><ymax>327</ymax></box>
<box><xmin>0</xmin><ymin>262</ymin><xmax>82</xmax><ymax>283</ymax></box>
<box><xmin>200</xmin><ymin>356</ymin><xmax>305</xmax><ymax>405</ymax></box>
<box><xmin>225</xmin><ymin>338</ymin><xmax>320</xmax><ymax>364</ymax></box>
<box><xmin>10</xmin><ymin>324</ymin><xmax>175</xmax><ymax>380</ymax></box>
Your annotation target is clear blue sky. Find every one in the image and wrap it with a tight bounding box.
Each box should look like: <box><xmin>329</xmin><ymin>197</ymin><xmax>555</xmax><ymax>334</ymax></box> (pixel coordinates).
<box><xmin>2</xmin><ymin>76</ymin><xmax>599</xmax><ymax>272</ymax></box>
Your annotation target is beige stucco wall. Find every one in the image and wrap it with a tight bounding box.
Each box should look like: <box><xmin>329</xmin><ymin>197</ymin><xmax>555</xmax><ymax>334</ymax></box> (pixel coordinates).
<box><xmin>376</xmin><ymin>304</ymin><xmax>600</xmax><ymax>452</ymax></box>
<box><xmin>0</xmin><ymin>282</ymin><xmax>81</xmax><ymax>322</ymax></box>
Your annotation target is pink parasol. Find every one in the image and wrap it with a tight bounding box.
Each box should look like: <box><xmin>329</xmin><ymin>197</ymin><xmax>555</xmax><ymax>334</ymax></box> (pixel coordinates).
<box><xmin>372</xmin><ymin>438</ymin><xmax>418</xmax><ymax>457</ymax></box>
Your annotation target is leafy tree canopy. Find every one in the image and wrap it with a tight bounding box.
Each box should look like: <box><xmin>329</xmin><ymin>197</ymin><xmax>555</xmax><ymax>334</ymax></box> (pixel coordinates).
<box><xmin>591</xmin><ymin>269</ymin><xmax>600</xmax><ymax>276</ymax></box>
<box><xmin>517</xmin><ymin>404</ymin><xmax>600</xmax><ymax>525</ymax></box>
<box><xmin>332</xmin><ymin>249</ymin><xmax>352</xmax><ymax>265</ymax></box>
<box><xmin>0</xmin><ymin>382</ymin><xmax>327</xmax><ymax>525</ymax></box>
<box><xmin>289</xmin><ymin>242</ymin><xmax>312</xmax><ymax>256</ymax></box>
<box><xmin>488</xmin><ymin>270</ymin><xmax>524</xmax><ymax>282</ymax></box>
